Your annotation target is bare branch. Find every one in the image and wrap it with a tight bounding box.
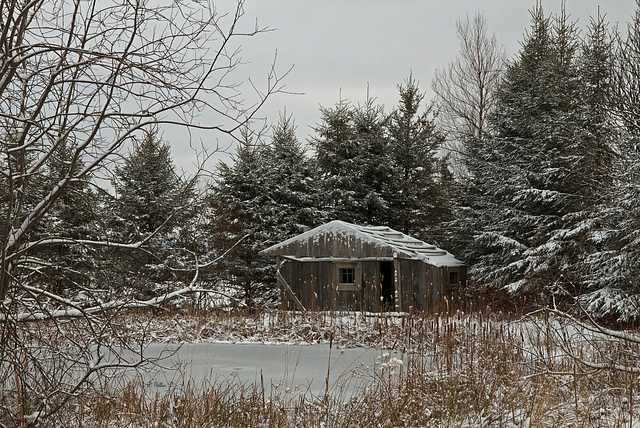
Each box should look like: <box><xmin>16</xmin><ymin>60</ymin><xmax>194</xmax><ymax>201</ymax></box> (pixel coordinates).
<box><xmin>0</xmin><ymin>0</ymin><xmax>286</xmax><ymax>423</ymax></box>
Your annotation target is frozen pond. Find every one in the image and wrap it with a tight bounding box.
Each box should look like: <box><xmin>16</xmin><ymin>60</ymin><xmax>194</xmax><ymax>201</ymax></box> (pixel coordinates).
<box><xmin>124</xmin><ymin>343</ymin><xmax>403</xmax><ymax>398</ymax></box>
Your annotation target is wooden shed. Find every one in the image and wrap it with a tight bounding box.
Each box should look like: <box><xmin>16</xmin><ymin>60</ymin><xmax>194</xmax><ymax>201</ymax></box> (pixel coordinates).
<box><xmin>260</xmin><ymin>220</ymin><xmax>466</xmax><ymax>312</ymax></box>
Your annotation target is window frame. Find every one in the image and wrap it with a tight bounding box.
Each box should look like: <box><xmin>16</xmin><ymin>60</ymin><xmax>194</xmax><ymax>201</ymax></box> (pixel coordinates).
<box><xmin>449</xmin><ymin>271</ymin><xmax>459</xmax><ymax>285</ymax></box>
<box><xmin>335</xmin><ymin>262</ymin><xmax>361</xmax><ymax>292</ymax></box>
<box><xmin>340</xmin><ymin>267</ymin><xmax>356</xmax><ymax>285</ymax></box>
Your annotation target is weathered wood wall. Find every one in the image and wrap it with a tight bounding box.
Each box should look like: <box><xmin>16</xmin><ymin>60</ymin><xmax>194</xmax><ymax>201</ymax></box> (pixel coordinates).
<box><xmin>278</xmin><ymin>259</ymin><xmax>467</xmax><ymax>312</ymax></box>
<box><xmin>279</xmin><ymin>260</ymin><xmax>383</xmax><ymax>311</ymax></box>
<box><xmin>270</xmin><ymin>233</ymin><xmax>397</xmax><ymax>259</ymax></box>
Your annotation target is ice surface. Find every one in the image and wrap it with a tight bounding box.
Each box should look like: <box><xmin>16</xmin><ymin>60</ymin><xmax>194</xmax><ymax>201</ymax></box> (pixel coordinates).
<box><xmin>117</xmin><ymin>342</ymin><xmax>402</xmax><ymax>397</ymax></box>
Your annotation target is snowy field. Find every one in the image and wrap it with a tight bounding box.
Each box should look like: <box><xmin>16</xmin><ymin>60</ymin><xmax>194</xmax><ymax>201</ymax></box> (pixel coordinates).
<box><xmin>17</xmin><ymin>309</ymin><xmax>640</xmax><ymax>426</ymax></box>
<box><xmin>76</xmin><ymin>309</ymin><xmax>638</xmax><ymax>427</ymax></box>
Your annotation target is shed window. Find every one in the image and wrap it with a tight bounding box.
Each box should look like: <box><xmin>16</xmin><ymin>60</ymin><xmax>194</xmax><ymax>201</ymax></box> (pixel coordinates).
<box><xmin>335</xmin><ymin>263</ymin><xmax>360</xmax><ymax>292</ymax></box>
<box><xmin>340</xmin><ymin>268</ymin><xmax>356</xmax><ymax>284</ymax></box>
<box><xmin>449</xmin><ymin>271</ymin><xmax>458</xmax><ymax>285</ymax></box>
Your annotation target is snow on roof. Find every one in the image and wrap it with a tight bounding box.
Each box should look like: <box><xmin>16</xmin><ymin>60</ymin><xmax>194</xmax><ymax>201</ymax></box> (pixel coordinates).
<box><xmin>262</xmin><ymin>220</ymin><xmax>465</xmax><ymax>267</ymax></box>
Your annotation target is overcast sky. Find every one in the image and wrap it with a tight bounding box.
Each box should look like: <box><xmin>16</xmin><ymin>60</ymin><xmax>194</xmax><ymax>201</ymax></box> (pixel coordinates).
<box><xmin>169</xmin><ymin>0</ymin><xmax>638</xmax><ymax>171</ymax></box>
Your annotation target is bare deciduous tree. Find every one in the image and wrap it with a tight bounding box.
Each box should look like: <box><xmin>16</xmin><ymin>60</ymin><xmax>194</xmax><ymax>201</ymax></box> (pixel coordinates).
<box><xmin>0</xmin><ymin>0</ymin><xmax>286</xmax><ymax>424</ymax></box>
<box><xmin>431</xmin><ymin>12</ymin><xmax>505</xmax><ymax>175</ymax></box>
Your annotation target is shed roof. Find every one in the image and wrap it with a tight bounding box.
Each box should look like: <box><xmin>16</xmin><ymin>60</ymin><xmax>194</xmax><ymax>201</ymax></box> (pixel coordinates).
<box><xmin>261</xmin><ymin>220</ymin><xmax>465</xmax><ymax>267</ymax></box>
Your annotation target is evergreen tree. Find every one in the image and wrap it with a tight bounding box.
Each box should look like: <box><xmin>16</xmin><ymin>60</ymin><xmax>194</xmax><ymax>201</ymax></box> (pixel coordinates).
<box><xmin>113</xmin><ymin>130</ymin><xmax>185</xmax><ymax>242</ymax></box>
<box><xmin>457</xmin><ymin>6</ymin><xmax>606</xmax><ymax>298</ymax></box>
<box><xmin>613</xmin><ymin>5</ymin><xmax>640</xmax><ymax>135</ymax></box>
<box><xmin>576</xmin><ymin>11</ymin><xmax>617</xmax><ymax>203</ymax></box>
<box><xmin>111</xmin><ymin>130</ymin><xmax>192</xmax><ymax>294</ymax></box>
<box><xmin>266</xmin><ymin>114</ymin><xmax>326</xmax><ymax>240</ymax></box>
<box><xmin>209</xmin><ymin>129</ymin><xmax>276</xmax><ymax>307</ymax></box>
<box><xmin>572</xmin><ymin>11</ymin><xmax>620</xmax><ymax>292</ymax></box>
<box><xmin>351</xmin><ymin>95</ymin><xmax>392</xmax><ymax>225</ymax></box>
<box><xmin>36</xmin><ymin>140</ymin><xmax>104</xmax><ymax>292</ymax></box>
<box><xmin>0</xmin><ymin>131</ymin><xmax>105</xmax><ymax>293</ymax></box>
<box><xmin>312</xmin><ymin>86</ymin><xmax>452</xmax><ymax>241</ymax></box>
<box><xmin>453</xmin><ymin>7</ymin><xmax>556</xmax><ymax>292</ymax></box>
<box><xmin>387</xmin><ymin>76</ymin><xmax>449</xmax><ymax>242</ymax></box>
<box><xmin>209</xmin><ymin>119</ymin><xmax>324</xmax><ymax>307</ymax></box>
<box><xmin>579</xmin><ymin>4</ymin><xmax>640</xmax><ymax>320</ymax></box>
<box><xmin>42</xmin><ymin>140</ymin><xmax>101</xmax><ymax>238</ymax></box>
<box><xmin>312</xmin><ymin>98</ymin><xmax>370</xmax><ymax>224</ymax></box>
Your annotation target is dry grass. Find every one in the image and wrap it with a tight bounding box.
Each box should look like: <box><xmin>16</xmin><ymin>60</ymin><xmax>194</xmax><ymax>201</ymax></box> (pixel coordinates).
<box><xmin>10</xmin><ymin>308</ymin><xmax>640</xmax><ymax>427</ymax></box>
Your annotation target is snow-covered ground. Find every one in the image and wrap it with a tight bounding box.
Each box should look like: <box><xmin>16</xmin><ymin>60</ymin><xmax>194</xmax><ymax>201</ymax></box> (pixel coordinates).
<box><xmin>61</xmin><ymin>310</ymin><xmax>640</xmax><ymax>426</ymax></box>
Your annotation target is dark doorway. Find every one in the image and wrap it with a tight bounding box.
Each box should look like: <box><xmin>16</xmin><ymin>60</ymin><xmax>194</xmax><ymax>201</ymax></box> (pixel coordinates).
<box><xmin>380</xmin><ymin>261</ymin><xmax>395</xmax><ymax>310</ymax></box>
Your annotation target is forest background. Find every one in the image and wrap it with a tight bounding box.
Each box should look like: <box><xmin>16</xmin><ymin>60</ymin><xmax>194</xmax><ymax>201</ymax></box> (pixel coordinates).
<box><xmin>3</xmin><ymin>2</ymin><xmax>640</xmax><ymax>320</ymax></box>
<box><xmin>4</xmin><ymin>0</ymin><xmax>640</xmax><ymax>425</ymax></box>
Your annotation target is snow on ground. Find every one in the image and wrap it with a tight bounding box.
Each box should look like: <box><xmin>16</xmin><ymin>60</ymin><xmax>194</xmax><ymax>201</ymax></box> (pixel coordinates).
<box><xmin>119</xmin><ymin>310</ymin><xmax>411</xmax><ymax>348</ymax></box>
<box><xmin>92</xmin><ymin>309</ymin><xmax>640</xmax><ymax>426</ymax></box>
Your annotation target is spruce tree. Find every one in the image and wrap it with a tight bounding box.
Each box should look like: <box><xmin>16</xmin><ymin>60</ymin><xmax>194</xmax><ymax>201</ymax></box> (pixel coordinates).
<box><xmin>209</xmin><ymin>118</ymin><xmax>324</xmax><ymax>307</ymax></box>
<box><xmin>570</xmin><ymin>12</ymin><xmax>619</xmax><ymax>292</ymax></box>
<box><xmin>312</xmin><ymin>87</ymin><xmax>453</xmax><ymax>241</ymax></box>
<box><xmin>576</xmin><ymin>11</ymin><xmax>617</xmax><ymax>204</ymax></box>
<box><xmin>352</xmin><ymin>94</ymin><xmax>393</xmax><ymax>225</ymax></box>
<box><xmin>209</xmin><ymin>129</ymin><xmax>277</xmax><ymax>307</ymax></box>
<box><xmin>36</xmin><ymin>140</ymin><xmax>103</xmax><ymax>293</ymax></box>
<box><xmin>387</xmin><ymin>76</ymin><xmax>448</xmax><ymax>242</ymax></box>
<box><xmin>111</xmin><ymin>130</ymin><xmax>191</xmax><ymax>295</ymax></box>
<box><xmin>266</xmin><ymin>114</ymin><xmax>325</xmax><ymax>240</ymax></box>
<box><xmin>580</xmin><ymin>4</ymin><xmax>640</xmax><ymax>320</ymax></box>
<box><xmin>311</xmin><ymin>99</ymin><xmax>386</xmax><ymax>224</ymax></box>
<box><xmin>459</xmin><ymin>6</ymin><xmax>601</xmax><ymax>297</ymax></box>
<box><xmin>455</xmin><ymin>7</ymin><xmax>556</xmax><ymax>293</ymax></box>
<box><xmin>113</xmin><ymin>130</ymin><xmax>185</xmax><ymax>242</ymax></box>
